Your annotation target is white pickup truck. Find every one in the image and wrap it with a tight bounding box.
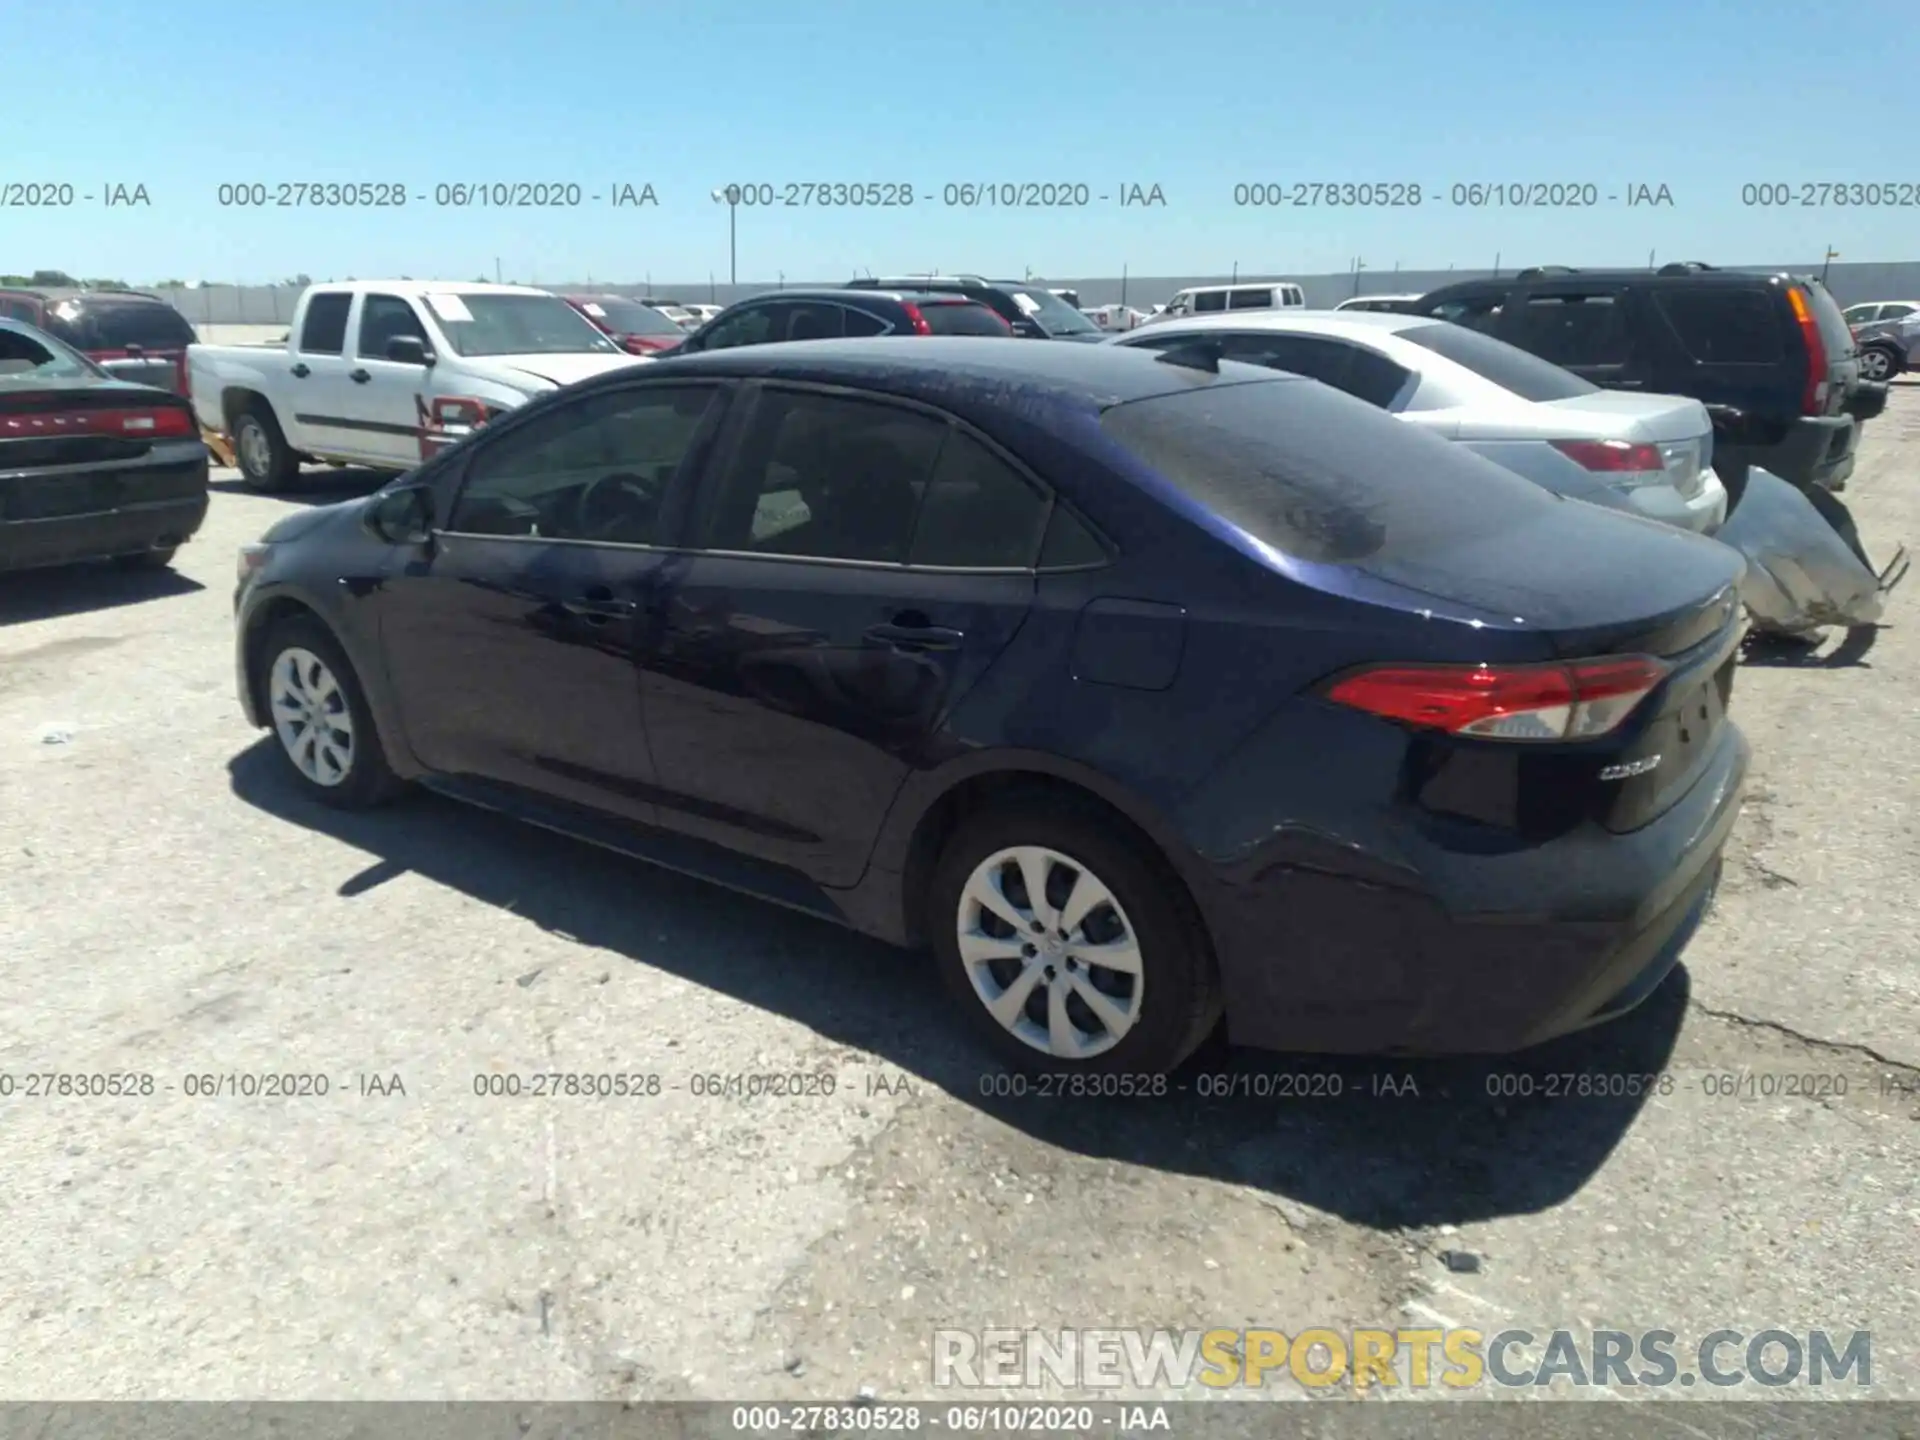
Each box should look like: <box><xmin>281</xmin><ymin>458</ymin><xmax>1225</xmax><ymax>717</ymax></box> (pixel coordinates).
<box><xmin>188</xmin><ymin>280</ymin><xmax>653</xmax><ymax>490</ymax></box>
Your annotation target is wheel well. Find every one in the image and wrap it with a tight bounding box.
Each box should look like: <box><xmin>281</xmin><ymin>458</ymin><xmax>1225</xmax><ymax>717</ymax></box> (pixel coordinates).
<box><xmin>223</xmin><ymin>387</ymin><xmax>272</xmax><ymax>430</ymax></box>
<box><xmin>242</xmin><ymin>597</ymin><xmax>322</xmax><ymax>720</ymax></box>
<box><xmin>896</xmin><ymin>770</ymin><xmax>1209</xmax><ymax>952</ymax></box>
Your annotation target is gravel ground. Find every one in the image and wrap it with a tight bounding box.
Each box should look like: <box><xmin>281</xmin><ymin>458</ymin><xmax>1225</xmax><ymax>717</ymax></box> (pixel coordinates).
<box><xmin>0</xmin><ymin>395</ymin><xmax>1915</xmax><ymax>1409</ymax></box>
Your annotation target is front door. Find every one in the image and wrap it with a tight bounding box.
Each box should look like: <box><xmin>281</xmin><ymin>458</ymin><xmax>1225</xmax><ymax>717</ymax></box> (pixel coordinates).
<box><xmin>375</xmin><ymin>379</ymin><xmax>730</xmax><ymax>823</ymax></box>
<box><xmin>1498</xmin><ymin>285</ymin><xmax>1650</xmax><ymax>390</ymax></box>
<box><xmin>640</xmin><ymin>383</ymin><xmax>1045</xmax><ymax>886</ymax></box>
<box><xmin>349</xmin><ymin>292</ymin><xmax>439</xmax><ymax>467</ymax></box>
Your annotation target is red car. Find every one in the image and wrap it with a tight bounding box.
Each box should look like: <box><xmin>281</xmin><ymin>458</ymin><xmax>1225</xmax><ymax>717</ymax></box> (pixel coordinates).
<box><xmin>562</xmin><ymin>293</ymin><xmax>691</xmax><ymax>355</ymax></box>
<box><xmin>0</xmin><ymin>287</ymin><xmax>198</xmax><ymax>397</ymax></box>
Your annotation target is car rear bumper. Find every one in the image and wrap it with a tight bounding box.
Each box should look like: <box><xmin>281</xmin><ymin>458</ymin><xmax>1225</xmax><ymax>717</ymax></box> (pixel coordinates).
<box><xmin>0</xmin><ymin>495</ymin><xmax>208</xmax><ymax>573</ymax></box>
<box><xmin>1199</xmin><ymin>720</ymin><xmax>1749</xmax><ymax>1056</ymax></box>
<box><xmin>1626</xmin><ymin>470</ymin><xmax>1728</xmax><ymax>534</ymax></box>
<box><xmin>1720</xmin><ymin>415</ymin><xmax>1856</xmax><ymax>492</ymax></box>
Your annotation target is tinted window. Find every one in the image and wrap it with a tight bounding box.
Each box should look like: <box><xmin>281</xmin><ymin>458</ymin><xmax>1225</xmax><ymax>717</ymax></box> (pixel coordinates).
<box><xmin>587</xmin><ymin>298</ymin><xmax>686</xmax><ymax>336</ymax></box>
<box><xmin>59</xmin><ymin>300</ymin><xmax>196</xmax><ymax>350</ymax></box>
<box><xmin>0</xmin><ymin>322</ymin><xmax>99</xmax><ymax>379</ymax></box>
<box><xmin>1193</xmin><ymin>291</ymin><xmax>1229</xmax><ymax>313</ymax></box>
<box><xmin>447</xmin><ymin>384</ymin><xmax>720</xmax><ymax>543</ymax></box>
<box><xmin>1203</xmin><ymin>334</ymin><xmax>1412</xmax><ymax>409</ymax></box>
<box><xmin>0</xmin><ymin>298</ymin><xmax>35</xmax><ymax>323</ymax></box>
<box><xmin>1100</xmin><ymin>378</ymin><xmax>1557</xmax><ymax>566</ymax></box>
<box><xmin>909</xmin><ymin>431</ymin><xmax>1049</xmax><ymax>567</ymax></box>
<box><xmin>1004</xmin><ymin>285</ymin><xmax>1098</xmax><ymax>334</ymax></box>
<box><xmin>699</xmin><ymin>390</ymin><xmax>947</xmax><ymax>562</ymax></box>
<box><xmin>357</xmin><ymin>294</ymin><xmax>427</xmax><ymax>357</ymax></box>
<box><xmin>1038</xmin><ymin>504</ymin><xmax>1108</xmax><ymax>568</ymax></box>
<box><xmin>299</xmin><ymin>293</ymin><xmax>353</xmax><ymax>354</ymax></box>
<box><xmin>781</xmin><ymin>303</ymin><xmax>843</xmax><ymax>342</ymax></box>
<box><xmin>1397</xmin><ymin>322</ymin><xmax>1599</xmax><ymax>401</ymax></box>
<box><xmin>841</xmin><ymin>307</ymin><xmax>889</xmax><ymax>337</ymax></box>
<box><xmin>1228</xmin><ymin>289</ymin><xmax>1273</xmax><ymax>311</ymax></box>
<box><xmin>1653</xmin><ymin>290</ymin><xmax>1784</xmax><ymax>363</ymax></box>
<box><xmin>1509</xmin><ymin>294</ymin><xmax>1632</xmax><ymax>366</ymax></box>
<box><xmin>698</xmin><ymin>304</ymin><xmax>779</xmax><ymax>351</ymax></box>
<box><xmin>1425</xmin><ymin>295</ymin><xmax>1504</xmax><ymax>334</ymax></box>
<box><xmin>918</xmin><ymin>302</ymin><xmax>1010</xmax><ymax>336</ymax></box>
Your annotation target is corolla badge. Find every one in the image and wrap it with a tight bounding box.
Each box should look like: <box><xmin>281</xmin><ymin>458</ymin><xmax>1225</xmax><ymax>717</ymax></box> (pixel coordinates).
<box><xmin>1599</xmin><ymin>755</ymin><xmax>1663</xmax><ymax>781</ymax></box>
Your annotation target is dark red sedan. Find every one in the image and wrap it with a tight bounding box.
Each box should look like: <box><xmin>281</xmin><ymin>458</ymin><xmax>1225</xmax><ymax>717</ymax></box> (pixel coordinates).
<box><xmin>561</xmin><ymin>293</ymin><xmax>691</xmax><ymax>355</ymax></box>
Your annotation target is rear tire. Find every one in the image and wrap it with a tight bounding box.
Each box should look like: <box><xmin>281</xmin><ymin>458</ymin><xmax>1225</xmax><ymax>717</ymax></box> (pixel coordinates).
<box><xmin>1859</xmin><ymin>345</ymin><xmax>1900</xmax><ymax>383</ymax></box>
<box><xmin>256</xmin><ymin>614</ymin><xmax>405</xmax><ymax>809</ymax></box>
<box><xmin>113</xmin><ymin>547</ymin><xmax>177</xmax><ymax>571</ymax></box>
<box><xmin>233</xmin><ymin>405</ymin><xmax>298</xmax><ymax>492</ymax></box>
<box><xmin>928</xmin><ymin>801</ymin><xmax>1221</xmax><ymax>1076</ymax></box>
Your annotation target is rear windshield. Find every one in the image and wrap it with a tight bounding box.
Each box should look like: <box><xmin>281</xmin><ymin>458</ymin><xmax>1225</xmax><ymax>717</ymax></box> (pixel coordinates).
<box><xmin>44</xmin><ymin>299</ymin><xmax>196</xmax><ymax>351</ymax></box>
<box><xmin>1395</xmin><ymin>322</ymin><xmax>1599</xmax><ymax>401</ymax></box>
<box><xmin>1098</xmin><ymin>375</ymin><xmax>1555</xmax><ymax>565</ymax></box>
<box><xmin>918</xmin><ymin>302</ymin><xmax>1010</xmax><ymax>336</ymax></box>
<box><xmin>586</xmin><ymin>298</ymin><xmax>685</xmax><ymax>336</ymax></box>
<box><xmin>1005</xmin><ymin>286</ymin><xmax>1100</xmax><ymax>335</ymax></box>
<box><xmin>0</xmin><ymin>322</ymin><xmax>100</xmax><ymax>380</ymax></box>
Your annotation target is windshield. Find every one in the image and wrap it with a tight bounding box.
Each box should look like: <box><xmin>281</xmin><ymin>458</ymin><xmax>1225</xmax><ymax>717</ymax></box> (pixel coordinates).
<box><xmin>583</xmin><ymin>298</ymin><xmax>686</xmax><ymax>337</ymax></box>
<box><xmin>1005</xmin><ymin>285</ymin><xmax>1099</xmax><ymax>335</ymax></box>
<box><xmin>0</xmin><ymin>321</ymin><xmax>102</xmax><ymax>380</ymax></box>
<box><xmin>1396</xmin><ymin>321</ymin><xmax>1600</xmax><ymax>401</ymax></box>
<box><xmin>421</xmin><ymin>292</ymin><xmax>623</xmax><ymax>358</ymax></box>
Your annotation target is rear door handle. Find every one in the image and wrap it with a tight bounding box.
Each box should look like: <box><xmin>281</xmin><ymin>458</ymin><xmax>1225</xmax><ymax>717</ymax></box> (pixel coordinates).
<box><xmin>290</xmin><ymin>363</ymin><xmax>310</xmax><ymax>378</ymax></box>
<box><xmin>350</xmin><ymin>368</ymin><xmax>371</xmax><ymax>384</ymax></box>
<box><xmin>561</xmin><ymin>587</ymin><xmax>638</xmax><ymax>623</ymax></box>
<box><xmin>865</xmin><ymin>622</ymin><xmax>964</xmax><ymax>652</ymax></box>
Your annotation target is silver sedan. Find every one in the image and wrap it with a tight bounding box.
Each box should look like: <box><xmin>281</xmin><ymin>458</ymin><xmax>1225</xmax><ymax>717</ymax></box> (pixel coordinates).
<box><xmin>1108</xmin><ymin>309</ymin><xmax>1727</xmax><ymax>533</ymax></box>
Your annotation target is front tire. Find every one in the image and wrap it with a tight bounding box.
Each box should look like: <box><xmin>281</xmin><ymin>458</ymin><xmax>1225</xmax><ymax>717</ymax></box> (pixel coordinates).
<box><xmin>233</xmin><ymin>406</ymin><xmax>298</xmax><ymax>492</ymax></box>
<box><xmin>258</xmin><ymin>615</ymin><xmax>405</xmax><ymax>809</ymax></box>
<box><xmin>929</xmin><ymin>803</ymin><xmax>1221</xmax><ymax>1076</ymax></box>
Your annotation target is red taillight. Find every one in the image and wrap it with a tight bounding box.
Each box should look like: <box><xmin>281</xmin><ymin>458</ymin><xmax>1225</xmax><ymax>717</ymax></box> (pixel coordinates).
<box><xmin>1548</xmin><ymin>439</ymin><xmax>1664</xmax><ymax>472</ymax></box>
<box><xmin>1786</xmin><ymin>286</ymin><xmax>1829</xmax><ymax>415</ymax></box>
<box><xmin>900</xmin><ymin>302</ymin><xmax>933</xmax><ymax>336</ymax></box>
<box><xmin>1326</xmin><ymin>656</ymin><xmax>1671</xmax><ymax>742</ymax></box>
<box><xmin>0</xmin><ymin>405</ymin><xmax>194</xmax><ymax>439</ymax></box>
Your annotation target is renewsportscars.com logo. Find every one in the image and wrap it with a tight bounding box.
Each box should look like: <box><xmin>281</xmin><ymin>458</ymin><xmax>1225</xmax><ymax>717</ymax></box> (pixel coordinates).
<box><xmin>932</xmin><ymin>1327</ymin><xmax>1873</xmax><ymax>1392</ymax></box>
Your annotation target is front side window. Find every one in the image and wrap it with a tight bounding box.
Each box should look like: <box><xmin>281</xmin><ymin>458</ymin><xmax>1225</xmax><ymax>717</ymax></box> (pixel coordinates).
<box><xmin>446</xmin><ymin>384</ymin><xmax>721</xmax><ymax>543</ymax></box>
<box><xmin>697</xmin><ymin>304</ymin><xmax>780</xmax><ymax>352</ymax></box>
<box><xmin>357</xmin><ymin>294</ymin><xmax>428</xmax><ymax>358</ymax></box>
<box><xmin>1509</xmin><ymin>293</ymin><xmax>1633</xmax><ymax>367</ymax></box>
<box><xmin>1424</xmin><ymin>293</ymin><xmax>1506</xmax><ymax>334</ymax></box>
<box><xmin>697</xmin><ymin>390</ymin><xmax>948</xmax><ymax>563</ymax></box>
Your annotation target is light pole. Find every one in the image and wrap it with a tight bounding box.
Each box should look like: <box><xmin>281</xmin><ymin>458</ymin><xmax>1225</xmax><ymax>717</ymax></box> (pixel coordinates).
<box><xmin>1823</xmin><ymin>247</ymin><xmax>1840</xmax><ymax>284</ymax></box>
<box><xmin>710</xmin><ymin>187</ymin><xmax>739</xmax><ymax>287</ymax></box>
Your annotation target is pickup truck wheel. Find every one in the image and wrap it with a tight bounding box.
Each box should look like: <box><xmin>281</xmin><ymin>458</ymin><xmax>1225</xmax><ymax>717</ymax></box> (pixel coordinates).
<box><xmin>234</xmin><ymin>407</ymin><xmax>298</xmax><ymax>492</ymax></box>
<box><xmin>1859</xmin><ymin>346</ymin><xmax>1898</xmax><ymax>383</ymax></box>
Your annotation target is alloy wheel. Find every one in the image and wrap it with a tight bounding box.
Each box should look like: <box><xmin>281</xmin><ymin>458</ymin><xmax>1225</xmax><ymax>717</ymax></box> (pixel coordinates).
<box><xmin>1860</xmin><ymin>349</ymin><xmax>1892</xmax><ymax>382</ymax></box>
<box><xmin>268</xmin><ymin>646</ymin><xmax>355</xmax><ymax>787</ymax></box>
<box><xmin>955</xmin><ymin>845</ymin><xmax>1145</xmax><ymax>1060</ymax></box>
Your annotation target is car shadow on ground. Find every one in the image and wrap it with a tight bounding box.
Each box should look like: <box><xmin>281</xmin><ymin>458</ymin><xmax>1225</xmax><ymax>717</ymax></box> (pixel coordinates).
<box><xmin>1740</xmin><ymin>624</ymin><xmax>1881</xmax><ymax>669</ymax></box>
<box><xmin>209</xmin><ymin>466</ymin><xmax>393</xmax><ymax>506</ymax></box>
<box><xmin>0</xmin><ymin>562</ymin><xmax>204</xmax><ymax>626</ymax></box>
<box><xmin>228</xmin><ymin>739</ymin><xmax>1684</xmax><ymax>1231</ymax></box>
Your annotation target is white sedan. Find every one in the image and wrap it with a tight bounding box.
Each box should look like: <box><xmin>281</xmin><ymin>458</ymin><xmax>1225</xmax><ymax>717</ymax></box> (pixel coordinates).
<box><xmin>1110</xmin><ymin>310</ymin><xmax>1727</xmax><ymax>533</ymax></box>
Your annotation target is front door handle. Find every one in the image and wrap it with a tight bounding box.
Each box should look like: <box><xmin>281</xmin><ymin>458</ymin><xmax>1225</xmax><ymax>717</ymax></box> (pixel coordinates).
<box><xmin>865</xmin><ymin>621</ymin><xmax>964</xmax><ymax>652</ymax></box>
<box><xmin>350</xmin><ymin>368</ymin><xmax>371</xmax><ymax>384</ymax></box>
<box><xmin>560</xmin><ymin>587</ymin><xmax>638</xmax><ymax>623</ymax></box>
<box><xmin>290</xmin><ymin>363</ymin><xmax>310</xmax><ymax>378</ymax></box>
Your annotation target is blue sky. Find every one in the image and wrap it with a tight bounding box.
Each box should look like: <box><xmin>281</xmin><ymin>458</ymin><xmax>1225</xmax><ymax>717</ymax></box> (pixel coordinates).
<box><xmin>9</xmin><ymin>0</ymin><xmax>1918</xmax><ymax>285</ymax></box>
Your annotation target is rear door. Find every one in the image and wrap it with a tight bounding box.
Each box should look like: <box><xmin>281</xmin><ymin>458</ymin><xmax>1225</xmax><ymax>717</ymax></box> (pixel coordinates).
<box><xmin>351</xmin><ymin>293</ymin><xmax>438</xmax><ymax>466</ymax></box>
<box><xmin>639</xmin><ymin>382</ymin><xmax>1042</xmax><ymax>886</ymax></box>
<box><xmin>284</xmin><ymin>291</ymin><xmax>360</xmax><ymax>456</ymax></box>
<box><xmin>1497</xmin><ymin>284</ymin><xmax>1649</xmax><ymax>389</ymax></box>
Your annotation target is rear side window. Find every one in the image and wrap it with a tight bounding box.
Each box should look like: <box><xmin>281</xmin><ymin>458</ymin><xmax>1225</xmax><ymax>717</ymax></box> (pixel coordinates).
<box><xmin>1509</xmin><ymin>294</ymin><xmax>1632</xmax><ymax>366</ymax></box>
<box><xmin>299</xmin><ymin>294</ymin><xmax>353</xmax><ymax>354</ymax></box>
<box><xmin>60</xmin><ymin>301</ymin><xmax>196</xmax><ymax>351</ymax></box>
<box><xmin>1100</xmin><ymin>377</ymin><xmax>1554</xmax><ymax>565</ymax></box>
<box><xmin>1038</xmin><ymin>504</ymin><xmax>1108</xmax><ymax>568</ymax></box>
<box><xmin>841</xmin><ymin>307</ymin><xmax>889</xmax><ymax>337</ymax></box>
<box><xmin>1396</xmin><ymin>323</ymin><xmax>1599</xmax><ymax>401</ymax></box>
<box><xmin>1652</xmin><ymin>290</ymin><xmax>1784</xmax><ymax>363</ymax></box>
<box><xmin>909</xmin><ymin>432</ymin><xmax>1048</xmax><ymax>567</ymax></box>
<box><xmin>1228</xmin><ymin>289</ymin><xmax>1272</xmax><ymax>311</ymax></box>
<box><xmin>1883</xmin><ymin>303</ymin><xmax>1917</xmax><ymax>319</ymax></box>
<box><xmin>781</xmin><ymin>303</ymin><xmax>843</xmax><ymax>341</ymax></box>
<box><xmin>1193</xmin><ymin>291</ymin><xmax>1228</xmax><ymax>313</ymax></box>
<box><xmin>918</xmin><ymin>302</ymin><xmax>1010</xmax><ymax>336</ymax></box>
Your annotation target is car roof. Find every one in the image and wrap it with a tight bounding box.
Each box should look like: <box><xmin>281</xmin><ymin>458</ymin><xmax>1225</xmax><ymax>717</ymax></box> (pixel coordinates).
<box><xmin>0</xmin><ymin>286</ymin><xmax>170</xmax><ymax>305</ymax></box>
<box><xmin>729</xmin><ymin>287</ymin><xmax>986</xmax><ymax>304</ymax></box>
<box><xmin>611</xmin><ymin>335</ymin><xmax>1304</xmax><ymax>406</ymax></box>
<box><xmin>307</xmin><ymin>280</ymin><xmax>551</xmax><ymax>298</ymax></box>
<box><xmin>1124</xmin><ymin>309</ymin><xmax>1429</xmax><ymax>338</ymax></box>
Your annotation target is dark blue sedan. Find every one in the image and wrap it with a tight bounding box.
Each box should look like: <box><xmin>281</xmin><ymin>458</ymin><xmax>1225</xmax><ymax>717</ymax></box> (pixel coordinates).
<box><xmin>233</xmin><ymin>338</ymin><xmax>1749</xmax><ymax>1075</ymax></box>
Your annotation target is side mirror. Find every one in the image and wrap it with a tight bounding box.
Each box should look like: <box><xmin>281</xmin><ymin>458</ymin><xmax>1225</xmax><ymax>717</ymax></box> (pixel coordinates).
<box><xmin>386</xmin><ymin>335</ymin><xmax>432</xmax><ymax>366</ymax></box>
<box><xmin>365</xmin><ymin>484</ymin><xmax>434</xmax><ymax>545</ymax></box>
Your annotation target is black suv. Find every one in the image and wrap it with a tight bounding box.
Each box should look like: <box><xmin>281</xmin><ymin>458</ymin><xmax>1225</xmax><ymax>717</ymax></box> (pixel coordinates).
<box><xmin>0</xmin><ymin>286</ymin><xmax>198</xmax><ymax>398</ymax></box>
<box><xmin>845</xmin><ymin>276</ymin><xmax>1105</xmax><ymax>341</ymax></box>
<box><xmin>672</xmin><ymin>288</ymin><xmax>1011</xmax><ymax>354</ymax></box>
<box><xmin>1411</xmin><ymin>264</ymin><xmax>1880</xmax><ymax>493</ymax></box>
